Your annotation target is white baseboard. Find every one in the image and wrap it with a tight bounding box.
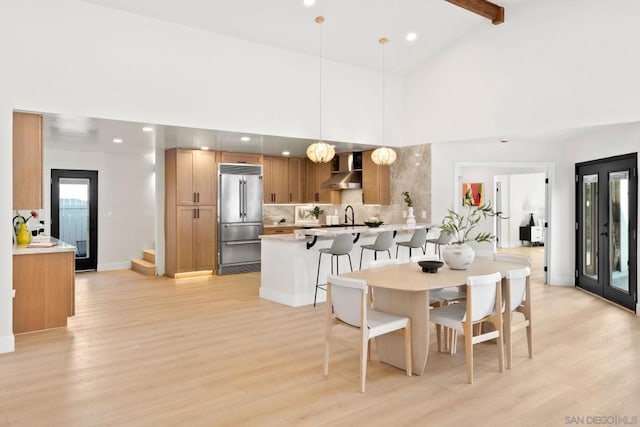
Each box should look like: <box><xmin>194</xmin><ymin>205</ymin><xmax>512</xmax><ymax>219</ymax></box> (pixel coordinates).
<box><xmin>98</xmin><ymin>262</ymin><xmax>132</xmax><ymax>272</ymax></box>
<box><xmin>259</xmin><ymin>287</ymin><xmax>324</xmax><ymax>307</ymax></box>
<box><xmin>0</xmin><ymin>334</ymin><xmax>15</xmax><ymax>354</ymax></box>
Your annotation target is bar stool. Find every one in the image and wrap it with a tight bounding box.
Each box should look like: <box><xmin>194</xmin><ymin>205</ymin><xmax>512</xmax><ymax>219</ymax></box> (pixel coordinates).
<box><xmin>359</xmin><ymin>230</ymin><xmax>394</xmax><ymax>270</ymax></box>
<box><xmin>314</xmin><ymin>233</ymin><xmax>354</xmax><ymax>307</ymax></box>
<box><xmin>425</xmin><ymin>230</ymin><xmax>453</xmax><ymax>258</ymax></box>
<box><xmin>395</xmin><ymin>228</ymin><xmax>427</xmax><ymax>259</ymax></box>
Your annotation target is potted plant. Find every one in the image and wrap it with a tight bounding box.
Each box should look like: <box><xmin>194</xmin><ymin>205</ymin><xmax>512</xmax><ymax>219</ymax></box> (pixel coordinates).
<box><xmin>439</xmin><ymin>202</ymin><xmax>505</xmax><ymax>270</ymax></box>
<box><xmin>402</xmin><ymin>191</ymin><xmax>416</xmax><ymax>226</ymax></box>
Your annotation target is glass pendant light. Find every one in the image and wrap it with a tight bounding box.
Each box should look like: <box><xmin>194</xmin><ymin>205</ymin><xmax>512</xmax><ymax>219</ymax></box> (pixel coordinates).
<box><xmin>371</xmin><ymin>37</ymin><xmax>397</xmax><ymax>166</ymax></box>
<box><xmin>306</xmin><ymin>16</ymin><xmax>335</xmax><ymax>163</ymax></box>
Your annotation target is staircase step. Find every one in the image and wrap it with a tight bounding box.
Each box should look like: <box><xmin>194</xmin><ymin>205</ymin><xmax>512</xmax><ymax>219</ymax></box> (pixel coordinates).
<box><xmin>131</xmin><ymin>258</ymin><xmax>156</xmax><ymax>276</ymax></box>
<box><xmin>143</xmin><ymin>249</ymin><xmax>156</xmax><ymax>263</ymax></box>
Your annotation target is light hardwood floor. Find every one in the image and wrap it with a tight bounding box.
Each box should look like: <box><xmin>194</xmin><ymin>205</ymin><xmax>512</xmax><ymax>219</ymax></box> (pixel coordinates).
<box><xmin>1</xmin><ymin>254</ymin><xmax>639</xmax><ymax>426</ymax></box>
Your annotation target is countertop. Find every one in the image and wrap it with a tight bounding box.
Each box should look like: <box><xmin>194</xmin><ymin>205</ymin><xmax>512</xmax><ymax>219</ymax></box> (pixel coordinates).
<box><xmin>293</xmin><ymin>223</ymin><xmax>432</xmax><ymax>237</ymax></box>
<box><xmin>13</xmin><ymin>237</ymin><xmax>76</xmax><ymax>255</ymax></box>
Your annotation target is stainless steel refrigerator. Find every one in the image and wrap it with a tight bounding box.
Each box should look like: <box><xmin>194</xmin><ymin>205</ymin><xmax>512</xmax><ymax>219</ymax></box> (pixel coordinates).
<box><xmin>218</xmin><ymin>163</ymin><xmax>263</xmax><ymax>274</ymax></box>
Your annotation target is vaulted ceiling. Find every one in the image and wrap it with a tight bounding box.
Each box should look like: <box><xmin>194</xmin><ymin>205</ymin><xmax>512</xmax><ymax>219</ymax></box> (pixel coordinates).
<box><xmin>82</xmin><ymin>0</ymin><xmax>523</xmax><ymax>75</ymax></box>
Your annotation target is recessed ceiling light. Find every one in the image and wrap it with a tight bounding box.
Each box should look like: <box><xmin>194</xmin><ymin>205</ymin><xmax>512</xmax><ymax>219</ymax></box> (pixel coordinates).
<box><xmin>500</xmin><ymin>139</ymin><xmax>509</xmax><ymax>144</ymax></box>
<box><xmin>241</xmin><ymin>136</ymin><xmax>251</xmax><ymax>142</ymax></box>
<box><xmin>113</xmin><ymin>138</ymin><xmax>123</xmax><ymax>144</ymax></box>
<box><xmin>303</xmin><ymin>0</ymin><xmax>315</xmax><ymax>6</ymax></box>
<box><xmin>142</xmin><ymin>126</ymin><xmax>153</xmax><ymax>132</ymax></box>
<box><xmin>414</xmin><ymin>153</ymin><xmax>420</xmax><ymax>157</ymax></box>
<box><xmin>406</xmin><ymin>32</ymin><xmax>417</xmax><ymax>42</ymax></box>
<box><xmin>201</xmin><ymin>146</ymin><xmax>210</xmax><ymax>151</ymax></box>
<box><xmin>282</xmin><ymin>151</ymin><xmax>290</xmax><ymax>156</ymax></box>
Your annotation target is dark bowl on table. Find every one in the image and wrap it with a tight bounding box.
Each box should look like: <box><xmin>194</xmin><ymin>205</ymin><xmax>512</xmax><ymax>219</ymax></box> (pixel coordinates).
<box><xmin>364</xmin><ymin>221</ymin><xmax>384</xmax><ymax>228</ymax></box>
<box><xmin>417</xmin><ymin>260</ymin><xmax>444</xmax><ymax>273</ymax></box>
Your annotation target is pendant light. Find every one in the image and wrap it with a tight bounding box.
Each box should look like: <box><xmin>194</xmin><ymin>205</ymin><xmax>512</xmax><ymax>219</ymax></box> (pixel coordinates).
<box><xmin>371</xmin><ymin>37</ymin><xmax>397</xmax><ymax>166</ymax></box>
<box><xmin>306</xmin><ymin>16</ymin><xmax>335</xmax><ymax>163</ymax></box>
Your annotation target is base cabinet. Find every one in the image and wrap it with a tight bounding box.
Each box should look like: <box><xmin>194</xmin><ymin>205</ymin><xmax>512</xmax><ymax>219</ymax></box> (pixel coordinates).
<box><xmin>13</xmin><ymin>251</ymin><xmax>75</xmax><ymax>334</ymax></box>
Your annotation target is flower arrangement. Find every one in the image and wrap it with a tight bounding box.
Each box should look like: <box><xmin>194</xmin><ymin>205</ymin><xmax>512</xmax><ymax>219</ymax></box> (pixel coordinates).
<box><xmin>13</xmin><ymin>210</ymin><xmax>38</xmax><ymax>225</ymax></box>
<box><xmin>402</xmin><ymin>191</ymin><xmax>413</xmax><ymax>207</ymax></box>
<box><xmin>440</xmin><ymin>202</ymin><xmax>506</xmax><ymax>244</ymax></box>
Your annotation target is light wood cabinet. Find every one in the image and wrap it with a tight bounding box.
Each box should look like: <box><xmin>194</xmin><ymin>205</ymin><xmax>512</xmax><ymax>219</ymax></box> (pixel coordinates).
<box><xmin>218</xmin><ymin>151</ymin><xmax>262</xmax><ymax>165</ymax></box>
<box><xmin>288</xmin><ymin>157</ymin><xmax>306</xmax><ymax>203</ymax></box>
<box><xmin>175</xmin><ymin>206</ymin><xmax>216</xmax><ymax>273</ymax></box>
<box><xmin>263</xmin><ymin>156</ymin><xmax>306</xmax><ymax>204</ymax></box>
<box><xmin>362</xmin><ymin>149</ymin><xmax>391</xmax><ymax>205</ymax></box>
<box><xmin>13</xmin><ymin>112</ymin><xmax>43</xmax><ymax>210</ymax></box>
<box><xmin>165</xmin><ymin>148</ymin><xmax>217</xmax><ymax>277</ymax></box>
<box><xmin>13</xmin><ymin>251</ymin><xmax>75</xmax><ymax>334</ymax></box>
<box><xmin>305</xmin><ymin>159</ymin><xmax>340</xmax><ymax>204</ymax></box>
<box><xmin>263</xmin><ymin>156</ymin><xmax>290</xmax><ymax>203</ymax></box>
<box><xmin>172</xmin><ymin>149</ymin><xmax>215</xmax><ymax>206</ymax></box>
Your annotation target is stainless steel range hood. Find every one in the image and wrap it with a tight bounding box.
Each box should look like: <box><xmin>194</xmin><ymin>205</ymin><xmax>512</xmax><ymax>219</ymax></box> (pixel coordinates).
<box><xmin>321</xmin><ymin>153</ymin><xmax>362</xmax><ymax>189</ymax></box>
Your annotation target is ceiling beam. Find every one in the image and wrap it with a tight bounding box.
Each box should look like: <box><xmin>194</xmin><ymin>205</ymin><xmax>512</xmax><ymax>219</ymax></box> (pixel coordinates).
<box><xmin>445</xmin><ymin>0</ymin><xmax>505</xmax><ymax>25</ymax></box>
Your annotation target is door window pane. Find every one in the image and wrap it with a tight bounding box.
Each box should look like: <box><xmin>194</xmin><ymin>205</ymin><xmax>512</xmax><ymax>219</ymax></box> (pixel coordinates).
<box><xmin>609</xmin><ymin>171</ymin><xmax>629</xmax><ymax>293</ymax></box>
<box><xmin>582</xmin><ymin>174</ymin><xmax>598</xmax><ymax>279</ymax></box>
<box><xmin>59</xmin><ymin>178</ymin><xmax>90</xmax><ymax>260</ymax></box>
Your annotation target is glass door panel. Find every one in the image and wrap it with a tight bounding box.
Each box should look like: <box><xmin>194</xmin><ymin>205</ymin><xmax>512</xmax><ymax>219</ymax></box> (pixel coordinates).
<box><xmin>609</xmin><ymin>171</ymin><xmax>629</xmax><ymax>293</ymax></box>
<box><xmin>582</xmin><ymin>174</ymin><xmax>598</xmax><ymax>280</ymax></box>
<box><xmin>59</xmin><ymin>178</ymin><xmax>90</xmax><ymax>260</ymax></box>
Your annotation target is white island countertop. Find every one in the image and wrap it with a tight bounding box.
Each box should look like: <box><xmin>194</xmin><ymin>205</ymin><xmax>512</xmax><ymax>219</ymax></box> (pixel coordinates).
<box><xmin>13</xmin><ymin>237</ymin><xmax>76</xmax><ymax>255</ymax></box>
<box><xmin>293</xmin><ymin>223</ymin><xmax>432</xmax><ymax>238</ymax></box>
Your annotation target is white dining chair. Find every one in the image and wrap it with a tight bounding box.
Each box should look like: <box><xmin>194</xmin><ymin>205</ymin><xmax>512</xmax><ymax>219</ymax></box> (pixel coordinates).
<box><xmin>430</xmin><ymin>272</ymin><xmax>504</xmax><ymax>384</ymax></box>
<box><xmin>324</xmin><ymin>275</ymin><xmax>412</xmax><ymax>393</ymax></box>
<box><xmin>366</xmin><ymin>258</ymin><xmax>400</xmax><ymax>305</ymax></box>
<box><xmin>504</xmin><ymin>266</ymin><xmax>533</xmax><ymax>369</ymax></box>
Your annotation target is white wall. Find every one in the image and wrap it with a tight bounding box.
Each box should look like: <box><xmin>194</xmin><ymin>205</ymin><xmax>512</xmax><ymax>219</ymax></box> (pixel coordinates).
<box><xmin>0</xmin><ymin>0</ymin><xmax>403</xmax><ymax>352</ymax></box>
<box><xmin>431</xmin><ymin>121</ymin><xmax>640</xmax><ymax>287</ymax></box>
<box><xmin>44</xmin><ymin>149</ymin><xmax>156</xmax><ymax>270</ymax></box>
<box><xmin>404</xmin><ymin>0</ymin><xmax>640</xmax><ymax>144</ymax></box>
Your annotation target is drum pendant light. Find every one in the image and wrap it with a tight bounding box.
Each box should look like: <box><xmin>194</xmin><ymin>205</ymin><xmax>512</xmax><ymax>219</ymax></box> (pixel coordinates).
<box><xmin>306</xmin><ymin>16</ymin><xmax>335</xmax><ymax>163</ymax></box>
<box><xmin>371</xmin><ymin>37</ymin><xmax>397</xmax><ymax>166</ymax></box>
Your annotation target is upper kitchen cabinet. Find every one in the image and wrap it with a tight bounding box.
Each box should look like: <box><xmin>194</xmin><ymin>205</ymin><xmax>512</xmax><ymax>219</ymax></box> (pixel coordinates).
<box><xmin>218</xmin><ymin>151</ymin><xmax>262</xmax><ymax>165</ymax></box>
<box><xmin>167</xmin><ymin>149</ymin><xmax>216</xmax><ymax>206</ymax></box>
<box><xmin>287</xmin><ymin>157</ymin><xmax>305</xmax><ymax>203</ymax></box>
<box><xmin>305</xmin><ymin>159</ymin><xmax>340</xmax><ymax>204</ymax></box>
<box><xmin>362</xmin><ymin>149</ymin><xmax>390</xmax><ymax>205</ymax></box>
<box><xmin>263</xmin><ymin>156</ymin><xmax>306</xmax><ymax>204</ymax></box>
<box><xmin>263</xmin><ymin>156</ymin><xmax>289</xmax><ymax>203</ymax></box>
<box><xmin>13</xmin><ymin>112</ymin><xmax>43</xmax><ymax>209</ymax></box>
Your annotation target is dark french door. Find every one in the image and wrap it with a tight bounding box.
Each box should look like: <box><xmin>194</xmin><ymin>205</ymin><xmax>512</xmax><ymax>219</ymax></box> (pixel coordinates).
<box><xmin>51</xmin><ymin>169</ymin><xmax>98</xmax><ymax>271</ymax></box>
<box><xmin>576</xmin><ymin>154</ymin><xmax>637</xmax><ymax>311</ymax></box>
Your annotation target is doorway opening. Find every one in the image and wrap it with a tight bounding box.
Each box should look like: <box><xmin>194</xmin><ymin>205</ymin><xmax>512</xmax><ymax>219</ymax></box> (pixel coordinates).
<box><xmin>455</xmin><ymin>162</ymin><xmax>552</xmax><ymax>284</ymax></box>
<box><xmin>576</xmin><ymin>153</ymin><xmax>637</xmax><ymax>311</ymax></box>
<box><xmin>51</xmin><ymin>169</ymin><xmax>98</xmax><ymax>271</ymax></box>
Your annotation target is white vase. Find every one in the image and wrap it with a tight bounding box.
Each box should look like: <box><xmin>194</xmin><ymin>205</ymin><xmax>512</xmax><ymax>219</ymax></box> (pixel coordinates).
<box><xmin>442</xmin><ymin>243</ymin><xmax>475</xmax><ymax>270</ymax></box>
<box><xmin>406</xmin><ymin>207</ymin><xmax>416</xmax><ymax>226</ymax></box>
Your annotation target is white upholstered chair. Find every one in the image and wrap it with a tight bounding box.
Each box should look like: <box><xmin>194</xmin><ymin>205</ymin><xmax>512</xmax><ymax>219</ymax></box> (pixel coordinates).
<box><xmin>504</xmin><ymin>266</ymin><xmax>533</xmax><ymax>369</ymax></box>
<box><xmin>324</xmin><ymin>275</ymin><xmax>412</xmax><ymax>393</ymax></box>
<box><xmin>430</xmin><ymin>272</ymin><xmax>505</xmax><ymax>384</ymax></box>
<box><xmin>366</xmin><ymin>258</ymin><xmax>400</xmax><ymax>305</ymax></box>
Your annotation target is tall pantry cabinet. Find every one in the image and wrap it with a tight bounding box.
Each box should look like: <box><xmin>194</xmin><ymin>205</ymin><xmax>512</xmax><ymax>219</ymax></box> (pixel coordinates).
<box><xmin>165</xmin><ymin>149</ymin><xmax>217</xmax><ymax>277</ymax></box>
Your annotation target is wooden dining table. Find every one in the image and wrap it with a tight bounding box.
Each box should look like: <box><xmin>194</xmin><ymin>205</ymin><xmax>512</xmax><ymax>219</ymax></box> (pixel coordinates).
<box><xmin>341</xmin><ymin>257</ymin><xmax>528</xmax><ymax>375</ymax></box>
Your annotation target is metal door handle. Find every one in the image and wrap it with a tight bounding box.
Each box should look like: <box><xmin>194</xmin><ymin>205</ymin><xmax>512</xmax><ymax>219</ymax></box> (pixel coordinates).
<box><xmin>600</xmin><ymin>231</ymin><xmax>608</xmax><ymax>236</ymax></box>
<box><xmin>225</xmin><ymin>240</ymin><xmax>261</xmax><ymax>245</ymax></box>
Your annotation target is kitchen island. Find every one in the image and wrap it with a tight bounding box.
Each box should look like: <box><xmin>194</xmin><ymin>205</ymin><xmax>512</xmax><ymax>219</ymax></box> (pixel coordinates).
<box><xmin>260</xmin><ymin>224</ymin><xmax>432</xmax><ymax>307</ymax></box>
<box><xmin>12</xmin><ymin>238</ymin><xmax>76</xmax><ymax>334</ymax></box>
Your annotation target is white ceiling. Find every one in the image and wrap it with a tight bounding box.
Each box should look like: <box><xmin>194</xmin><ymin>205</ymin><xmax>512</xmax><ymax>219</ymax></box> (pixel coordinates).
<box><xmin>43</xmin><ymin>113</ymin><xmax>376</xmax><ymax>157</ymax></box>
<box><xmin>81</xmin><ymin>0</ymin><xmax>523</xmax><ymax>75</ymax></box>
<box><xmin>49</xmin><ymin>1</ymin><xmax>527</xmax><ymax>156</ymax></box>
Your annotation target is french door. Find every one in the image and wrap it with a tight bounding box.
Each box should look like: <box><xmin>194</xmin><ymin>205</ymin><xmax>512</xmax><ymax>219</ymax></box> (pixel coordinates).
<box><xmin>51</xmin><ymin>169</ymin><xmax>98</xmax><ymax>271</ymax></box>
<box><xmin>576</xmin><ymin>154</ymin><xmax>637</xmax><ymax>311</ymax></box>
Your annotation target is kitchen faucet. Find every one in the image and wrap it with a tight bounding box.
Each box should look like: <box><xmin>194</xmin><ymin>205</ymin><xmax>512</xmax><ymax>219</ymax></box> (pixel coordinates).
<box><xmin>344</xmin><ymin>205</ymin><xmax>354</xmax><ymax>227</ymax></box>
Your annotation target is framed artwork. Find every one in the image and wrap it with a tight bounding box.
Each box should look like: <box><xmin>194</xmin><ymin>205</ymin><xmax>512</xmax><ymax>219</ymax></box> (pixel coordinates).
<box><xmin>462</xmin><ymin>182</ymin><xmax>483</xmax><ymax>206</ymax></box>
